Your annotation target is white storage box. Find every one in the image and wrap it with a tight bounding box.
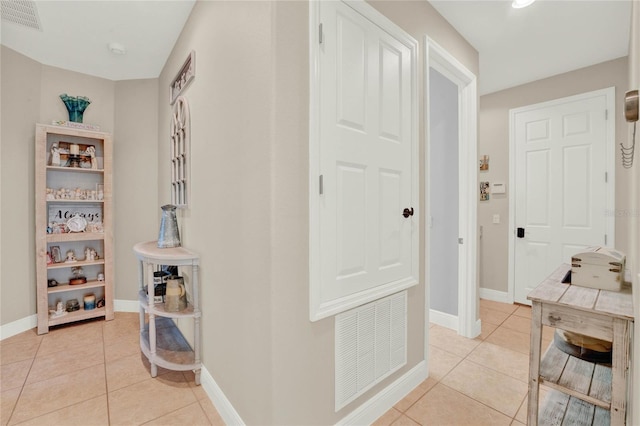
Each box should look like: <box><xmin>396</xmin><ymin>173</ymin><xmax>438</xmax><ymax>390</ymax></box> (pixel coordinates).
<box><xmin>571</xmin><ymin>247</ymin><xmax>625</xmax><ymax>291</ymax></box>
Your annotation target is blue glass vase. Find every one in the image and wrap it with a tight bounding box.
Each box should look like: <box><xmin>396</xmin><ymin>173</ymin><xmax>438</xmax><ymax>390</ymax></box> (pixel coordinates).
<box><xmin>59</xmin><ymin>94</ymin><xmax>91</xmax><ymax>123</ymax></box>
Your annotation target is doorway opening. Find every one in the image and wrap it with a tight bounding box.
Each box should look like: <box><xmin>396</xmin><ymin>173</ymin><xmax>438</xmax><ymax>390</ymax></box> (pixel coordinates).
<box><xmin>425</xmin><ymin>38</ymin><xmax>479</xmax><ymax>350</ymax></box>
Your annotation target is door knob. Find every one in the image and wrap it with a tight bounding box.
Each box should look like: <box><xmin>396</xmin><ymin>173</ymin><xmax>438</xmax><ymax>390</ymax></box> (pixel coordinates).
<box><xmin>517</xmin><ymin>227</ymin><xmax>525</xmax><ymax>238</ymax></box>
<box><xmin>403</xmin><ymin>207</ymin><xmax>414</xmax><ymax>218</ymax></box>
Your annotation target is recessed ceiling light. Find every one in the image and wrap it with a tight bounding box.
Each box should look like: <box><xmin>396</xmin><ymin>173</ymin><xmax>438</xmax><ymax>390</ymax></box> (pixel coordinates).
<box><xmin>108</xmin><ymin>42</ymin><xmax>126</xmax><ymax>55</ymax></box>
<box><xmin>512</xmin><ymin>0</ymin><xmax>535</xmax><ymax>8</ymax></box>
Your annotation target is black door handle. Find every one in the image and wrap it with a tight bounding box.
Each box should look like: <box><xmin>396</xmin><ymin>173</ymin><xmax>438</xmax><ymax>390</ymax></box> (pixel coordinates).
<box><xmin>517</xmin><ymin>227</ymin><xmax>525</xmax><ymax>238</ymax></box>
<box><xmin>403</xmin><ymin>207</ymin><xmax>414</xmax><ymax>218</ymax></box>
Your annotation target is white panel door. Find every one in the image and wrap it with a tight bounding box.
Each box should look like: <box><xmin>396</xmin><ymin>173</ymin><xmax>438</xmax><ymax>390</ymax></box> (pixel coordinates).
<box><xmin>513</xmin><ymin>89</ymin><xmax>613</xmax><ymax>304</ymax></box>
<box><xmin>310</xmin><ymin>1</ymin><xmax>417</xmax><ymax>320</ymax></box>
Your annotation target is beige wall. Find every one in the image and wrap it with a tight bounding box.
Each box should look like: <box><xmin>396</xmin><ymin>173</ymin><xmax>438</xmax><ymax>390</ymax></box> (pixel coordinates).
<box><xmin>113</xmin><ymin>79</ymin><xmax>159</xmax><ymax>301</ymax></box>
<box><xmin>478</xmin><ymin>57</ymin><xmax>629</xmax><ymax>293</ymax></box>
<box><xmin>156</xmin><ymin>1</ymin><xmax>477</xmax><ymax>424</ymax></box>
<box><xmin>1</xmin><ymin>47</ymin><xmax>42</xmax><ymax>324</ymax></box>
<box><xmin>0</xmin><ymin>46</ymin><xmax>157</xmax><ymax>325</ymax></box>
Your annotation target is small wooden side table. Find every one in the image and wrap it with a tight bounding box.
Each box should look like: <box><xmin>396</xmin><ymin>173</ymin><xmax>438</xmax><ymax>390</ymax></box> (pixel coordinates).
<box><xmin>527</xmin><ymin>264</ymin><xmax>634</xmax><ymax>425</ymax></box>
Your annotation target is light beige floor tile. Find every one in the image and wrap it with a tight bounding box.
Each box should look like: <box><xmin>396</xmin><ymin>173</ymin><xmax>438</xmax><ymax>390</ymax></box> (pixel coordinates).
<box><xmin>198</xmin><ymin>397</ymin><xmax>226</xmax><ymax>426</ymax></box>
<box><xmin>511</xmin><ymin>420</ymin><xmax>526</xmax><ymax>425</ymax></box>
<box><xmin>372</xmin><ymin>408</ymin><xmax>402</xmax><ymax>426</ymax></box>
<box><xmin>143</xmin><ymin>401</ymin><xmax>212</xmax><ymax>425</ymax></box>
<box><xmin>480</xmin><ymin>299</ymin><xmax>518</xmax><ymax>314</ymax></box>
<box><xmin>182</xmin><ymin>370</ymin><xmax>208</xmax><ymax>400</ymax></box>
<box><xmin>467</xmin><ymin>341</ymin><xmax>530</xmax><ymax>383</ymax></box>
<box><xmin>1</xmin><ymin>359</ymin><xmax>31</xmax><ymax>391</ymax></box>
<box><xmin>475</xmin><ymin>321</ymin><xmax>499</xmax><ymax>341</ymax></box>
<box><xmin>0</xmin><ymin>329</ymin><xmax>42</xmax><ymax>347</ymax></box>
<box><xmin>391</xmin><ymin>414</ymin><xmax>420</xmax><ymax>426</ymax></box>
<box><xmin>429</xmin><ymin>325</ymin><xmax>481</xmax><ymax>358</ymax></box>
<box><xmin>428</xmin><ymin>345</ymin><xmax>462</xmax><ymax>381</ymax></box>
<box><xmin>480</xmin><ymin>307</ymin><xmax>510</xmax><ymax>326</ymax></box>
<box><xmin>108</xmin><ymin>371</ymin><xmax>196</xmax><ymax>425</ymax></box>
<box><xmin>512</xmin><ymin>305</ymin><xmax>532</xmax><ymax>319</ymax></box>
<box><xmin>0</xmin><ymin>340</ymin><xmax>40</xmax><ymax>366</ymax></box>
<box><xmin>104</xmin><ymin>334</ymin><xmax>140</xmax><ymax>363</ymax></box>
<box><xmin>1</xmin><ymin>388</ymin><xmax>20</xmax><ymax>426</ymax></box>
<box><xmin>103</xmin><ymin>314</ymin><xmax>140</xmax><ymax>341</ymax></box>
<box><xmin>10</xmin><ymin>365</ymin><xmax>106</xmax><ymax>424</ymax></box>
<box><xmin>16</xmin><ymin>395</ymin><xmax>108</xmax><ymax>426</ymax></box>
<box><xmin>485</xmin><ymin>326</ymin><xmax>530</xmax><ymax>354</ymax></box>
<box><xmin>106</xmin><ymin>353</ymin><xmax>169</xmax><ymax>392</ymax></box>
<box><xmin>441</xmin><ymin>359</ymin><xmax>528</xmax><ymax>417</ymax></box>
<box><xmin>405</xmin><ymin>383</ymin><xmax>511</xmax><ymax>425</ymax></box>
<box><xmin>26</xmin><ymin>342</ymin><xmax>104</xmax><ymax>385</ymax></box>
<box><xmin>393</xmin><ymin>377</ymin><xmax>437</xmax><ymax>412</ymax></box>
<box><xmin>36</xmin><ymin>323</ymin><xmax>103</xmax><ymax>357</ymax></box>
<box><xmin>501</xmin><ymin>315</ymin><xmax>531</xmax><ymax>334</ymax></box>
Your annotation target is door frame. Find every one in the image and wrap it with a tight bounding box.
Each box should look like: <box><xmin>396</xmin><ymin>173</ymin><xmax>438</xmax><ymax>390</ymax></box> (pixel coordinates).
<box><xmin>425</xmin><ymin>37</ymin><xmax>479</xmax><ymax>346</ymax></box>
<box><xmin>507</xmin><ymin>87</ymin><xmax>616</xmax><ymax>304</ymax></box>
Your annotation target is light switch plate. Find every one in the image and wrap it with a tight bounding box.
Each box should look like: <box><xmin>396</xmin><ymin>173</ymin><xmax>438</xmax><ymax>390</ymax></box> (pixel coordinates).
<box><xmin>493</xmin><ymin>214</ymin><xmax>500</xmax><ymax>224</ymax></box>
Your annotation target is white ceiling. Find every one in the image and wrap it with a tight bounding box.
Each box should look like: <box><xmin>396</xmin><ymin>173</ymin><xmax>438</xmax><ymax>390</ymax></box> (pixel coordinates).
<box><xmin>429</xmin><ymin>0</ymin><xmax>632</xmax><ymax>95</ymax></box>
<box><xmin>1</xmin><ymin>0</ymin><xmax>195</xmax><ymax>81</ymax></box>
<box><xmin>0</xmin><ymin>0</ymin><xmax>632</xmax><ymax>93</ymax></box>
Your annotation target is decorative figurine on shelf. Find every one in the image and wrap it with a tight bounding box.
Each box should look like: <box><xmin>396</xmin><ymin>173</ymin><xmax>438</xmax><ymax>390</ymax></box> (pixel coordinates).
<box><xmin>46</xmin><ymin>251</ymin><xmax>53</xmax><ymax>265</ymax></box>
<box><xmin>50</xmin><ymin>143</ymin><xmax>61</xmax><ymax>166</ymax></box>
<box><xmin>97</xmin><ymin>272</ymin><xmax>105</xmax><ymax>282</ymax></box>
<box><xmin>59</xmin><ymin>94</ymin><xmax>91</xmax><ymax>123</ymax></box>
<box><xmin>86</xmin><ymin>145</ymin><xmax>98</xmax><ymax>170</ymax></box>
<box><xmin>65</xmin><ymin>249</ymin><xmax>77</xmax><ymax>263</ymax></box>
<box><xmin>69</xmin><ymin>266</ymin><xmax>87</xmax><ymax>285</ymax></box>
<box><xmin>49</xmin><ymin>301</ymin><xmax>67</xmax><ymax>318</ymax></box>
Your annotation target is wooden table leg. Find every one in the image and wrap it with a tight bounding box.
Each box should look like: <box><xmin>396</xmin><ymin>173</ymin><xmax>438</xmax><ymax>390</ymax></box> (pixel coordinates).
<box><xmin>528</xmin><ymin>302</ymin><xmax>543</xmax><ymax>425</ymax></box>
<box><xmin>610</xmin><ymin>318</ymin><xmax>630</xmax><ymax>425</ymax></box>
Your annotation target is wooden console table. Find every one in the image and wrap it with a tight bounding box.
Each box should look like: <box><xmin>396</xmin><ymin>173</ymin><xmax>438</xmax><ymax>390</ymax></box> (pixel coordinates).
<box><xmin>527</xmin><ymin>264</ymin><xmax>634</xmax><ymax>425</ymax></box>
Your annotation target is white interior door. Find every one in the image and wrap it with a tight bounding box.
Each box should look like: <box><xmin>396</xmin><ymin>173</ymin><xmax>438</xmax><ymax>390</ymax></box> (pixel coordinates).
<box><xmin>309</xmin><ymin>1</ymin><xmax>418</xmax><ymax>321</ymax></box>
<box><xmin>511</xmin><ymin>88</ymin><xmax>615</xmax><ymax>304</ymax></box>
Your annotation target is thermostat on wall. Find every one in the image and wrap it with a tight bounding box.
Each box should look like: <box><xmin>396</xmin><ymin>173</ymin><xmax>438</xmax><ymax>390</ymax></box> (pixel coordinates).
<box><xmin>491</xmin><ymin>181</ymin><xmax>506</xmax><ymax>194</ymax></box>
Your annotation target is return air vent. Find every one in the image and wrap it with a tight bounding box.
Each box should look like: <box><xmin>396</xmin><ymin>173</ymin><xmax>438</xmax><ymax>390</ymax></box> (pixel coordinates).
<box><xmin>1</xmin><ymin>0</ymin><xmax>42</xmax><ymax>31</ymax></box>
<box><xmin>335</xmin><ymin>291</ymin><xmax>407</xmax><ymax>411</ymax></box>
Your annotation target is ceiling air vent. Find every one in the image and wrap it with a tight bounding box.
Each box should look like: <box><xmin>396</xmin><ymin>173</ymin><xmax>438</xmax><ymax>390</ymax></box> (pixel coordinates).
<box><xmin>1</xmin><ymin>0</ymin><xmax>42</xmax><ymax>31</ymax></box>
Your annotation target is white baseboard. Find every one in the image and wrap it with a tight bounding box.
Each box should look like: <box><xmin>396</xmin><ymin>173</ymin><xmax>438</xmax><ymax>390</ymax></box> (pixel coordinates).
<box><xmin>0</xmin><ymin>300</ymin><xmax>138</xmax><ymax>340</ymax></box>
<box><xmin>429</xmin><ymin>309</ymin><xmax>458</xmax><ymax>331</ymax></box>
<box><xmin>337</xmin><ymin>360</ymin><xmax>428</xmax><ymax>426</ymax></box>
<box><xmin>200</xmin><ymin>366</ymin><xmax>245</xmax><ymax>425</ymax></box>
<box><xmin>479</xmin><ymin>287</ymin><xmax>511</xmax><ymax>304</ymax></box>
<box><xmin>114</xmin><ymin>299</ymin><xmax>139</xmax><ymax>312</ymax></box>
<box><xmin>0</xmin><ymin>314</ymin><xmax>37</xmax><ymax>340</ymax></box>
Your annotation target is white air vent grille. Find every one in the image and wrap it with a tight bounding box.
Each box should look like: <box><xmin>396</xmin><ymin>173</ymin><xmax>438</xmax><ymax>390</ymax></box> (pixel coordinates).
<box><xmin>335</xmin><ymin>291</ymin><xmax>407</xmax><ymax>411</ymax></box>
<box><xmin>1</xmin><ymin>0</ymin><xmax>42</xmax><ymax>31</ymax></box>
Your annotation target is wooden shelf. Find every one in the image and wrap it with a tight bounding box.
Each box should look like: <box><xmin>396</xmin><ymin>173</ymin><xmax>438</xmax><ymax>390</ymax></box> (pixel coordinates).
<box><xmin>48</xmin><ymin>280</ymin><xmax>106</xmax><ymax>294</ymax></box>
<box><xmin>47</xmin><ymin>165</ymin><xmax>104</xmax><ymax>174</ymax></box>
<box><xmin>140</xmin><ymin>322</ymin><xmax>197</xmax><ymax>371</ymax></box>
<box><xmin>137</xmin><ymin>290</ymin><xmax>198</xmax><ymax>319</ymax></box>
<box><xmin>47</xmin><ymin>199</ymin><xmax>104</xmax><ymax>204</ymax></box>
<box><xmin>36</xmin><ymin>123</ymin><xmax>114</xmax><ymax>334</ymax></box>
<box><xmin>48</xmin><ymin>306</ymin><xmax>106</xmax><ymax>327</ymax></box>
<box><xmin>46</xmin><ymin>233</ymin><xmax>104</xmax><ymax>243</ymax></box>
<box><xmin>539</xmin><ymin>342</ymin><xmax>612</xmax><ymax>410</ymax></box>
<box><xmin>540</xmin><ymin>389</ymin><xmax>610</xmax><ymax>425</ymax></box>
<box><xmin>48</xmin><ymin>259</ymin><xmax>105</xmax><ymax>270</ymax></box>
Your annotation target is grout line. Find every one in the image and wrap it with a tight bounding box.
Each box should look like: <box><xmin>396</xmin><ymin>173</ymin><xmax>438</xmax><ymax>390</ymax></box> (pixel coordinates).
<box><xmin>4</xmin><ymin>336</ymin><xmax>43</xmax><ymax>425</ymax></box>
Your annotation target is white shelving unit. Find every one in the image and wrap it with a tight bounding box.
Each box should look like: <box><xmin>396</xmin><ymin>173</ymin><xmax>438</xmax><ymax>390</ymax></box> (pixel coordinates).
<box><xmin>35</xmin><ymin>124</ymin><xmax>114</xmax><ymax>334</ymax></box>
<box><xmin>133</xmin><ymin>241</ymin><xmax>201</xmax><ymax>384</ymax></box>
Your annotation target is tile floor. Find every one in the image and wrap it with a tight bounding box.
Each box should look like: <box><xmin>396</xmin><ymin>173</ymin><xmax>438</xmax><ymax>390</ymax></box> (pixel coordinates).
<box><xmin>2</xmin><ymin>300</ymin><xmax>552</xmax><ymax>426</ymax></box>
<box><xmin>373</xmin><ymin>299</ymin><xmax>556</xmax><ymax>426</ymax></box>
<box><xmin>1</xmin><ymin>312</ymin><xmax>224</xmax><ymax>426</ymax></box>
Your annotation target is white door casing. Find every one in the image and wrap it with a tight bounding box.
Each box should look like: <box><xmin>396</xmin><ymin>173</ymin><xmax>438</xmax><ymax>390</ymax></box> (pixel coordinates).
<box><xmin>509</xmin><ymin>88</ymin><xmax>616</xmax><ymax>305</ymax></box>
<box><xmin>309</xmin><ymin>1</ymin><xmax>418</xmax><ymax>321</ymax></box>
<box><xmin>425</xmin><ymin>37</ymin><xmax>479</xmax><ymax>341</ymax></box>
